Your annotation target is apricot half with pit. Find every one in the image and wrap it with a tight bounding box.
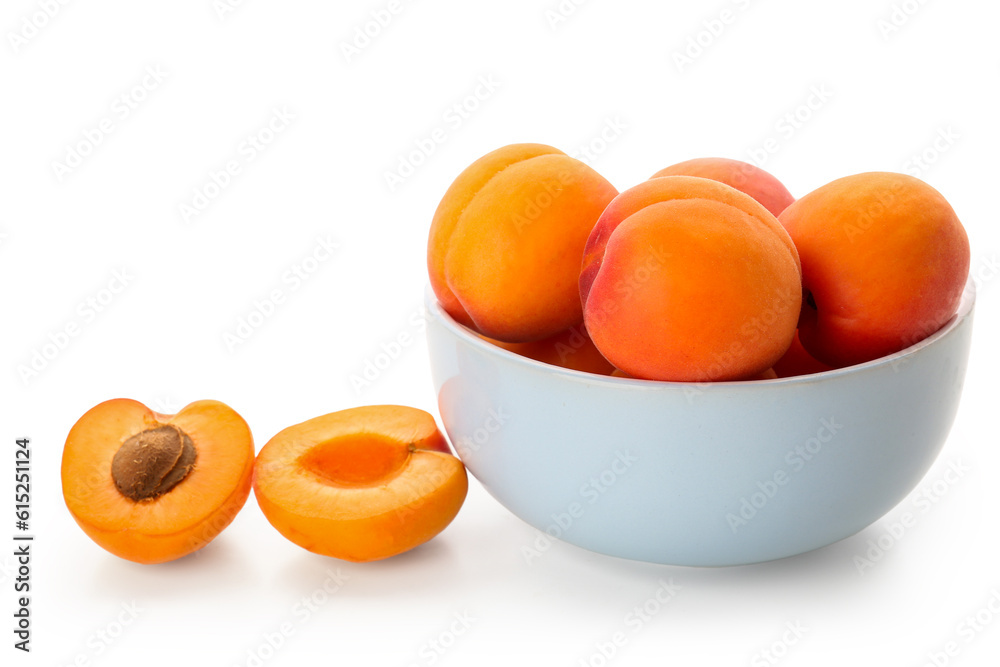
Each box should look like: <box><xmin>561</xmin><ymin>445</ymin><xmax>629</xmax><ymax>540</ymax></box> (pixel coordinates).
<box><xmin>61</xmin><ymin>398</ymin><xmax>255</xmax><ymax>564</ymax></box>
<box><xmin>253</xmin><ymin>405</ymin><xmax>468</xmax><ymax>562</ymax></box>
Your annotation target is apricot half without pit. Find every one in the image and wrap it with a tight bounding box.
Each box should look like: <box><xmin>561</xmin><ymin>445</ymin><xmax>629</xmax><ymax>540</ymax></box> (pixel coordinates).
<box><xmin>253</xmin><ymin>405</ymin><xmax>468</xmax><ymax>563</ymax></box>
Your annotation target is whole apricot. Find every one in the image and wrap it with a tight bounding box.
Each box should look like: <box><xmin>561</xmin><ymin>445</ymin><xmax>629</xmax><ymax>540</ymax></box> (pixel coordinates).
<box><xmin>778</xmin><ymin>172</ymin><xmax>970</xmax><ymax>367</ymax></box>
<box><xmin>651</xmin><ymin>157</ymin><xmax>795</xmax><ymax>217</ymax></box>
<box><xmin>478</xmin><ymin>323</ymin><xmax>614</xmax><ymax>375</ymax></box>
<box><xmin>580</xmin><ymin>176</ymin><xmax>801</xmax><ymax>382</ymax></box>
<box><xmin>428</xmin><ymin>143</ymin><xmax>618</xmax><ymax>342</ymax></box>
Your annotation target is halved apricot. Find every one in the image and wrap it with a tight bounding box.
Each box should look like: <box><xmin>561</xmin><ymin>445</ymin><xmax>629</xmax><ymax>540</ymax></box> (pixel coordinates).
<box><xmin>253</xmin><ymin>405</ymin><xmax>468</xmax><ymax>563</ymax></box>
<box><xmin>61</xmin><ymin>398</ymin><xmax>255</xmax><ymax>564</ymax></box>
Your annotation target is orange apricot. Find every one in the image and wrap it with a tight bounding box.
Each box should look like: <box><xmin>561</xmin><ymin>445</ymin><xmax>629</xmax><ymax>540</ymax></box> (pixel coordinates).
<box><xmin>580</xmin><ymin>176</ymin><xmax>802</xmax><ymax>382</ymax></box>
<box><xmin>479</xmin><ymin>323</ymin><xmax>615</xmax><ymax>375</ymax></box>
<box><xmin>253</xmin><ymin>405</ymin><xmax>467</xmax><ymax>563</ymax></box>
<box><xmin>428</xmin><ymin>143</ymin><xmax>618</xmax><ymax>342</ymax></box>
<box><xmin>61</xmin><ymin>399</ymin><xmax>255</xmax><ymax>564</ymax></box>
<box><xmin>651</xmin><ymin>157</ymin><xmax>795</xmax><ymax>217</ymax></box>
<box><xmin>778</xmin><ymin>172</ymin><xmax>970</xmax><ymax>367</ymax></box>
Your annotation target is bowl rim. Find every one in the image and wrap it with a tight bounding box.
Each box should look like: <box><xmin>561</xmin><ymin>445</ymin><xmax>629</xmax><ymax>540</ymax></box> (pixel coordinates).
<box><xmin>423</xmin><ymin>276</ymin><xmax>976</xmax><ymax>388</ymax></box>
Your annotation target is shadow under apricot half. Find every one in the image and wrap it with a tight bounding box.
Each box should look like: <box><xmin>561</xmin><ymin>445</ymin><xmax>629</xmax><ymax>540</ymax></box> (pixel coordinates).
<box><xmin>253</xmin><ymin>405</ymin><xmax>468</xmax><ymax>563</ymax></box>
<box><xmin>61</xmin><ymin>399</ymin><xmax>255</xmax><ymax>564</ymax></box>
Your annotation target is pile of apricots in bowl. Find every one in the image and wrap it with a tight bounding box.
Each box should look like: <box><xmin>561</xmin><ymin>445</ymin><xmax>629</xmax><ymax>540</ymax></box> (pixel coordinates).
<box><xmin>428</xmin><ymin>145</ymin><xmax>970</xmax><ymax>382</ymax></box>
<box><xmin>422</xmin><ymin>144</ymin><xmax>973</xmax><ymax>565</ymax></box>
<box><xmin>60</xmin><ymin>142</ymin><xmax>971</xmax><ymax>568</ymax></box>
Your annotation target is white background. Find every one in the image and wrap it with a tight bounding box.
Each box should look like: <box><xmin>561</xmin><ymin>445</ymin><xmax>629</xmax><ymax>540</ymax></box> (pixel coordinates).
<box><xmin>2</xmin><ymin>0</ymin><xmax>999</xmax><ymax>665</ymax></box>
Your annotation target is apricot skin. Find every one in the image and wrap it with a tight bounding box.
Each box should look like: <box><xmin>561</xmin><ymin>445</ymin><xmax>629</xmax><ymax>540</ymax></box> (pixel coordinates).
<box><xmin>61</xmin><ymin>399</ymin><xmax>255</xmax><ymax>564</ymax></box>
<box><xmin>428</xmin><ymin>143</ymin><xmax>618</xmax><ymax>343</ymax></box>
<box><xmin>253</xmin><ymin>406</ymin><xmax>467</xmax><ymax>563</ymax></box>
<box><xmin>580</xmin><ymin>176</ymin><xmax>802</xmax><ymax>382</ymax></box>
<box><xmin>479</xmin><ymin>324</ymin><xmax>615</xmax><ymax>375</ymax></box>
<box><xmin>778</xmin><ymin>172</ymin><xmax>970</xmax><ymax>367</ymax></box>
<box><xmin>772</xmin><ymin>330</ymin><xmax>835</xmax><ymax>378</ymax></box>
<box><xmin>651</xmin><ymin>158</ymin><xmax>795</xmax><ymax>217</ymax></box>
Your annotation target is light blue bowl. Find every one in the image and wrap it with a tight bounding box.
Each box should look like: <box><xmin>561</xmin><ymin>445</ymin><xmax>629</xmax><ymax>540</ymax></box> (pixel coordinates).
<box><xmin>425</xmin><ymin>282</ymin><xmax>975</xmax><ymax>566</ymax></box>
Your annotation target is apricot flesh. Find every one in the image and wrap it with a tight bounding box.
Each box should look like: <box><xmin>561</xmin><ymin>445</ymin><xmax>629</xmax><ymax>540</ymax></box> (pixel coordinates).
<box><xmin>580</xmin><ymin>176</ymin><xmax>802</xmax><ymax>382</ymax></box>
<box><xmin>61</xmin><ymin>399</ymin><xmax>255</xmax><ymax>564</ymax></box>
<box><xmin>651</xmin><ymin>157</ymin><xmax>795</xmax><ymax>217</ymax></box>
<box><xmin>778</xmin><ymin>172</ymin><xmax>970</xmax><ymax>367</ymax></box>
<box><xmin>253</xmin><ymin>405</ymin><xmax>467</xmax><ymax>563</ymax></box>
<box><xmin>428</xmin><ymin>143</ymin><xmax>618</xmax><ymax>342</ymax></box>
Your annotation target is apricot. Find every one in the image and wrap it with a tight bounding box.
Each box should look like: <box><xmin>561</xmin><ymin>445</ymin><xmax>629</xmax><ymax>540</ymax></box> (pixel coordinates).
<box><xmin>650</xmin><ymin>157</ymin><xmax>795</xmax><ymax>217</ymax></box>
<box><xmin>62</xmin><ymin>399</ymin><xmax>255</xmax><ymax>564</ymax></box>
<box><xmin>772</xmin><ymin>330</ymin><xmax>835</xmax><ymax>378</ymax></box>
<box><xmin>428</xmin><ymin>143</ymin><xmax>618</xmax><ymax>342</ymax></box>
<box><xmin>580</xmin><ymin>176</ymin><xmax>801</xmax><ymax>382</ymax></box>
<box><xmin>479</xmin><ymin>324</ymin><xmax>615</xmax><ymax>375</ymax></box>
<box><xmin>778</xmin><ymin>172</ymin><xmax>970</xmax><ymax>367</ymax></box>
<box><xmin>253</xmin><ymin>405</ymin><xmax>467</xmax><ymax>562</ymax></box>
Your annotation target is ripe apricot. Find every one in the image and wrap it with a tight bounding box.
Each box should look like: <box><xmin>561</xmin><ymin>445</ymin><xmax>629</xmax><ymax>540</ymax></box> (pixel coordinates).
<box><xmin>62</xmin><ymin>399</ymin><xmax>255</xmax><ymax>564</ymax></box>
<box><xmin>580</xmin><ymin>176</ymin><xmax>802</xmax><ymax>382</ymax></box>
<box><xmin>651</xmin><ymin>157</ymin><xmax>795</xmax><ymax>217</ymax></box>
<box><xmin>428</xmin><ymin>143</ymin><xmax>618</xmax><ymax>342</ymax></box>
<box><xmin>778</xmin><ymin>172</ymin><xmax>970</xmax><ymax>367</ymax></box>
<box><xmin>253</xmin><ymin>405</ymin><xmax>467</xmax><ymax>562</ymax></box>
<box><xmin>479</xmin><ymin>324</ymin><xmax>615</xmax><ymax>375</ymax></box>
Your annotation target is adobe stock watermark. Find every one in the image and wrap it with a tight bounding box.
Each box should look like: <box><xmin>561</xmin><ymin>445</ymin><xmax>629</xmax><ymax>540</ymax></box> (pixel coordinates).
<box><xmin>55</xmin><ymin>601</ymin><xmax>144</xmax><ymax>667</ymax></box>
<box><xmin>746</xmin><ymin>84</ymin><xmax>834</xmax><ymax>169</ymax></box>
<box><xmin>577</xmin><ymin>578</ymin><xmax>682</xmax><ymax>667</ymax></box>
<box><xmin>384</xmin><ymin>75</ymin><xmax>501</xmax><ymax>192</ymax></box>
<box><xmin>7</xmin><ymin>0</ymin><xmax>72</xmax><ymax>53</ymax></box>
<box><xmin>223</xmin><ymin>235</ymin><xmax>339</xmax><ymax>351</ymax></box>
<box><xmin>522</xmin><ymin>449</ymin><xmax>639</xmax><ymax>564</ymax></box>
<box><xmin>404</xmin><ymin>611</ymin><xmax>477</xmax><ymax>667</ymax></box>
<box><xmin>544</xmin><ymin>0</ymin><xmax>591</xmax><ymax>31</ymax></box>
<box><xmin>450</xmin><ymin>406</ymin><xmax>509</xmax><ymax>459</ymax></box>
<box><xmin>51</xmin><ymin>65</ymin><xmax>168</xmax><ymax>183</ymax></box>
<box><xmin>877</xmin><ymin>0</ymin><xmax>932</xmax><ymax>40</ymax></box>
<box><xmin>726</xmin><ymin>417</ymin><xmax>844</xmax><ymax>533</ymax></box>
<box><xmin>750</xmin><ymin>621</ymin><xmax>809</xmax><ymax>667</ymax></box>
<box><xmin>16</xmin><ymin>268</ymin><xmax>134</xmax><ymax>385</ymax></box>
<box><xmin>901</xmin><ymin>126</ymin><xmax>959</xmax><ymax>178</ymax></box>
<box><xmin>853</xmin><ymin>459</ymin><xmax>970</xmax><ymax>575</ymax></box>
<box><xmin>178</xmin><ymin>106</ymin><xmax>295</xmax><ymax>223</ymax></box>
<box><xmin>671</xmin><ymin>0</ymin><xmax>754</xmax><ymax>73</ymax></box>
<box><xmin>583</xmin><ymin>244</ymin><xmax>670</xmax><ymax>330</ymax></box>
<box><xmin>916</xmin><ymin>588</ymin><xmax>1000</xmax><ymax>667</ymax></box>
<box><xmin>967</xmin><ymin>253</ymin><xmax>999</xmax><ymax>298</ymax></box>
<box><xmin>234</xmin><ymin>569</ymin><xmax>350</xmax><ymax>667</ymax></box>
<box><xmin>682</xmin><ymin>286</ymin><xmax>800</xmax><ymax>403</ymax></box>
<box><xmin>349</xmin><ymin>304</ymin><xmax>429</xmax><ymax>394</ymax></box>
<box><xmin>570</xmin><ymin>116</ymin><xmax>628</xmax><ymax>166</ymax></box>
<box><xmin>507</xmin><ymin>117</ymin><xmax>626</xmax><ymax>235</ymax></box>
<box><xmin>213</xmin><ymin>0</ymin><xmax>250</xmax><ymax>20</ymax></box>
<box><xmin>339</xmin><ymin>0</ymin><xmax>416</xmax><ymax>63</ymax></box>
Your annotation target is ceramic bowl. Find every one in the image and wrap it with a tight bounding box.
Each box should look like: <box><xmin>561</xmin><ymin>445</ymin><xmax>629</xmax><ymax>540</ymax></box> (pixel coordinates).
<box><xmin>425</xmin><ymin>283</ymin><xmax>975</xmax><ymax>566</ymax></box>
